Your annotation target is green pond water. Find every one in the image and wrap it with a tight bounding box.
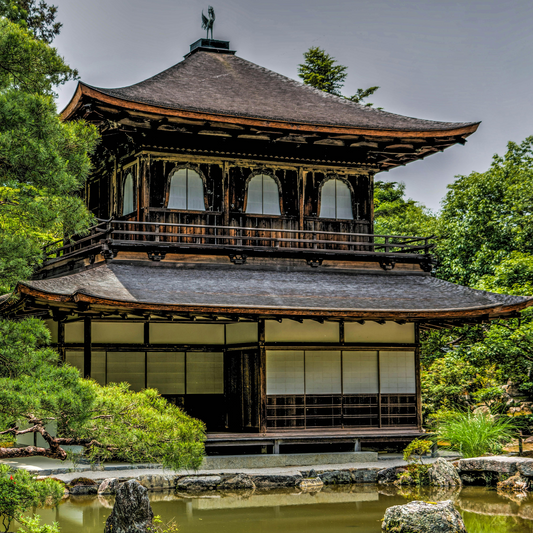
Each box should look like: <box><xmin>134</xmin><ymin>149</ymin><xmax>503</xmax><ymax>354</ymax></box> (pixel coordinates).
<box><xmin>12</xmin><ymin>485</ymin><xmax>533</xmax><ymax>533</ymax></box>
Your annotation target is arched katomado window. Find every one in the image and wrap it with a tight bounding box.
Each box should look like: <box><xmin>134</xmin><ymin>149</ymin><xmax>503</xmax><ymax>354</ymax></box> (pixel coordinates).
<box><xmin>319</xmin><ymin>178</ymin><xmax>353</xmax><ymax>220</ymax></box>
<box><xmin>167</xmin><ymin>168</ymin><xmax>206</xmax><ymax>211</ymax></box>
<box><xmin>245</xmin><ymin>174</ymin><xmax>281</xmax><ymax>215</ymax></box>
<box><xmin>122</xmin><ymin>173</ymin><xmax>134</xmax><ymax>215</ymax></box>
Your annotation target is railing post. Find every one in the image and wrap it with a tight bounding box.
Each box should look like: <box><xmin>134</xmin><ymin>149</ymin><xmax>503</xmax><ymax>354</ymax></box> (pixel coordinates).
<box><xmin>313</xmin><ymin>232</ymin><xmax>318</xmax><ymax>250</ymax></box>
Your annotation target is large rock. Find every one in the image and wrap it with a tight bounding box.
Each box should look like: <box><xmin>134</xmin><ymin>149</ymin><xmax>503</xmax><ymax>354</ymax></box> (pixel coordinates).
<box><xmin>427</xmin><ymin>459</ymin><xmax>462</xmax><ymax>488</ymax></box>
<box><xmin>176</xmin><ymin>475</ymin><xmax>222</xmax><ymax>491</ymax></box>
<box><xmin>104</xmin><ymin>479</ymin><xmax>154</xmax><ymax>533</ymax></box>
<box><xmin>382</xmin><ymin>500</ymin><xmax>466</xmax><ymax>533</ymax></box>
<box><xmin>98</xmin><ymin>478</ymin><xmax>120</xmax><ymax>495</ymax></box>
<box><xmin>218</xmin><ymin>473</ymin><xmax>255</xmax><ymax>491</ymax></box>
<box><xmin>459</xmin><ymin>456</ymin><xmax>533</xmax><ymax>485</ymax></box>
<box><xmin>497</xmin><ymin>472</ymin><xmax>529</xmax><ymax>493</ymax></box>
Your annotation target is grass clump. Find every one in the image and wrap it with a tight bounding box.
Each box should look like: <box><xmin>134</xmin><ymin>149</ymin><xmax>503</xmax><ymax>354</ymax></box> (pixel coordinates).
<box><xmin>435</xmin><ymin>410</ymin><xmax>518</xmax><ymax>458</ymax></box>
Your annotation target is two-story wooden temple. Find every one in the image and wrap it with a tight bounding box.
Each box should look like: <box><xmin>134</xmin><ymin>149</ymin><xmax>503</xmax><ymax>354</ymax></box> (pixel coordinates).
<box><xmin>3</xmin><ymin>38</ymin><xmax>532</xmax><ymax>453</ymax></box>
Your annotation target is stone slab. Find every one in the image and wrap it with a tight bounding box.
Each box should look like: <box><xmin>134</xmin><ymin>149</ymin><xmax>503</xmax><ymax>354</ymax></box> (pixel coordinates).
<box><xmin>202</xmin><ymin>452</ymin><xmax>377</xmax><ymax>470</ymax></box>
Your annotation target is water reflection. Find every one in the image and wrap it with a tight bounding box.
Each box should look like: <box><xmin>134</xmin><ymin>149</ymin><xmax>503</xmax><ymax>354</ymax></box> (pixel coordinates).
<box><xmin>13</xmin><ymin>485</ymin><xmax>533</xmax><ymax>533</ymax></box>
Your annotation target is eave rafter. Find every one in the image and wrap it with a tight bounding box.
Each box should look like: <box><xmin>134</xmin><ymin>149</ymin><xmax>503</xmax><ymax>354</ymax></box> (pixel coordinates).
<box><xmin>64</xmin><ymin>84</ymin><xmax>479</xmax><ymax>172</ymax></box>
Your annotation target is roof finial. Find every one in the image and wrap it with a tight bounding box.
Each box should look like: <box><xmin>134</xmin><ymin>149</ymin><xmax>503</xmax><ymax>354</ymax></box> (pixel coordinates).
<box><xmin>201</xmin><ymin>6</ymin><xmax>215</xmax><ymax>40</ymax></box>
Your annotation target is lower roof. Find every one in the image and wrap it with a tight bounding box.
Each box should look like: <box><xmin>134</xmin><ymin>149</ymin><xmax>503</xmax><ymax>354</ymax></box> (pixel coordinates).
<box><xmin>10</xmin><ymin>262</ymin><xmax>533</xmax><ymax>321</ymax></box>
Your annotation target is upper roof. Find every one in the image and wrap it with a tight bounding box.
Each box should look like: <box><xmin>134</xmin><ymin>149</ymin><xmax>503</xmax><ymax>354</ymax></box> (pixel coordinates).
<box><xmin>63</xmin><ymin>49</ymin><xmax>479</xmax><ymax>137</ymax></box>
<box><xmin>10</xmin><ymin>262</ymin><xmax>532</xmax><ymax>321</ymax></box>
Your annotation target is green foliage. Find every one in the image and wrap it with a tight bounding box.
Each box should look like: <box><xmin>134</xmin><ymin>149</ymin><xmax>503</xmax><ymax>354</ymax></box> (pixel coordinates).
<box><xmin>437</xmin><ymin>136</ymin><xmax>533</xmax><ymax>288</ymax></box>
<box><xmin>0</xmin><ymin>18</ymin><xmax>98</xmax><ymax>290</ymax></box>
<box><xmin>0</xmin><ymin>0</ymin><xmax>61</xmax><ymax>43</ymax></box>
<box><xmin>148</xmin><ymin>516</ymin><xmax>179</xmax><ymax>533</ymax></box>
<box><xmin>374</xmin><ymin>181</ymin><xmax>437</xmax><ymax>237</ymax></box>
<box><xmin>435</xmin><ymin>411</ymin><xmax>518</xmax><ymax>458</ymax></box>
<box><xmin>0</xmin><ymin>318</ymin><xmax>205</xmax><ymax>470</ymax></box>
<box><xmin>402</xmin><ymin>438</ymin><xmax>432</xmax><ymax>464</ymax></box>
<box><xmin>0</xmin><ymin>464</ymin><xmax>63</xmax><ymax>533</ymax></box>
<box><xmin>298</xmin><ymin>46</ymin><xmax>379</xmax><ymax>106</ymax></box>
<box><xmin>0</xmin><ymin>317</ymin><xmax>95</xmax><ymax>438</ymax></box>
<box><xmin>16</xmin><ymin>515</ymin><xmax>61</xmax><ymax>533</ymax></box>
<box><xmin>298</xmin><ymin>46</ymin><xmax>347</xmax><ymax>95</ymax></box>
<box><xmin>71</xmin><ymin>381</ymin><xmax>205</xmax><ymax>470</ymax></box>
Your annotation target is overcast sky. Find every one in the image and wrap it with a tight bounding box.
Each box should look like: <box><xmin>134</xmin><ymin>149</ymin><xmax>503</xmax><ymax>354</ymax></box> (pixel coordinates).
<box><xmin>52</xmin><ymin>0</ymin><xmax>533</xmax><ymax>211</ymax></box>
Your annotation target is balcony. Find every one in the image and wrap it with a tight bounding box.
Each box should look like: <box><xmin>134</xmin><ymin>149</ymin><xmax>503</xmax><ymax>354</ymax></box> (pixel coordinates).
<box><xmin>43</xmin><ymin>218</ymin><xmax>436</xmax><ymax>271</ymax></box>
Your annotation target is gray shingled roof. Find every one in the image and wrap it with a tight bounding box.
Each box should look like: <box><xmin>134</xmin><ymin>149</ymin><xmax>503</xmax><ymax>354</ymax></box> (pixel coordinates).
<box><xmin>22</xmin><ymin>263</ymin><xmax>530</xmax><ymax>315</ymax></box>
<box><xmin>86</xmin><ymin>51</ymin><xmax>478</xmax><ymax>132</ymax></box>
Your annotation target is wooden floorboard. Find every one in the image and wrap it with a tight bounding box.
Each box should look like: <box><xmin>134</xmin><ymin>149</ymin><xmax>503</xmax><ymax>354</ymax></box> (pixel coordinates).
<box><xmin>206</xmin><ymin>428</ymin><xmax>424</xmax><ymax>444</ymax></box>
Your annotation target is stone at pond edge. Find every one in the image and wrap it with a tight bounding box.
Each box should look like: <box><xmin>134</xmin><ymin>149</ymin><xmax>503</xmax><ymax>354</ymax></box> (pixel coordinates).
<box><xmin>105</xmin><ymin>479</ymin><xmax>154</xmax><ymax>533</ymax></box>
<box><xmin>98</xmin><ymin>478</ymin><xmax>120</xmax><ymax>495</ymax></box>
<box><xmin>137</xmin><ymin>474</ymin><xmax>176</xmax><ymax>491</ymax></box>
<box><xmin>176</xmin><ymin>475</ymin><xmax>222</xmax><ymax>491</ymax></box>
<box><xmin>299</xmin><ymin>478</ymin><xmax>324</xmax><ymax>491</ymax></box>
<box><xmin>68</xmin><ymin>484</ymin><xmax>98</xmax><ymax>496</ymax></box>
<box><xmin>382</xmin><ymin>500</ymin><xmax>466</xmax><ymax>533</ymax></box>
<box><xmin>218</xmin><ymin>473</ymin><xmax>255</xmax><ymax>490</ymax></box>
<box><xmin>250</xmin><ymin>474</ymin><xmax>302</xmax><ymax>488</ymax></box>
<box><xmin>497</xmin><ymin>472</ymin><xmax>529</xmax><ymax>493</ymax></box>
<box><xmin>377</xmin><ymin>466</ymin><xmax>407</xmax><ymax>484</ymax></box>
<box><xmin>318</xmin><ymin>470</ymin><xmax>352</xmax><ymax>485</ymax></box>
<box><xmin>427</xmin><ymin>459</ymin><xmax>462</xmax><ymax>488</ymax></box>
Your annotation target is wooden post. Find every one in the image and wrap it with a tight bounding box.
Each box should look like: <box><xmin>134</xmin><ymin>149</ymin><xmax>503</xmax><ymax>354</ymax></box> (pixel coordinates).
<box><xmin>415</xmin><ymin>323</ymin><xmax>422</xmax><ymax>430</ymax></box>
<box><xmin>83</xmin><ymin>316</ymin><xmax>92</xmax><ymax>379</ymax></box>
<box><xmin>259</xmin><ymin>319</ymin><xmax>267</xmax><ymax>433</ymax></box>
<box><xmin>58</xmin><ymin>319</ymin><xmax>65</xmax><ymax>363</ymax></box>
<box><xmin>222</xmin><ymin>161</ymin><xmax>230</xmax><ymax>227</ymax></box>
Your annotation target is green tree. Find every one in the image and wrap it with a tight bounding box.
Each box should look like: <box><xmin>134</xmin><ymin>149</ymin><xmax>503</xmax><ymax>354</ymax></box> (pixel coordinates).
<box><xmin>373</xmin><ymin>180</ymin><xmax>436</xmax><ymax>237</ymax></box>
<box><xmin>0</xmin><ymin>318</ymin><xmax>205</xmax><ymax>470</ymax></box>
<box><xmin>298</xmin><ymin>46</ymin><xmax>379</xmax><ymax>106</ymax></box>
<box><xmin>0</xmin><ymin>18</ymin><xmax>98</xmax><ymax>291</ymax></box>
<box><xmin>0</xmin><ymin>0</ymin><xmax>61</xmax><ymax>43</ymax></box>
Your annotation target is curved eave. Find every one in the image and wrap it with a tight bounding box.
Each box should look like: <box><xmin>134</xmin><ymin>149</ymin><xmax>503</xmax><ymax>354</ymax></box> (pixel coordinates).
<box><xmin>13</xmin><ymin>283</ymin><xmax>533</xmax><ymax>321</ymax></box>
<box><xmin>61</xmin><ymin>83</ymin><xmax>480</xmax><ymax>140</ymax></box>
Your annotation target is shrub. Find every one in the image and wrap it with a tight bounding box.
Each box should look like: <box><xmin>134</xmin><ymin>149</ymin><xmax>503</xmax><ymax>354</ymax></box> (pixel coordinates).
<box><xmin>0</xmin><ymin>465</ymin><xmax>63</xmax><ymax>533</ymax></box>
<box><xmin>16</xmin><ymin>515</ymin><xmax>60</xmax><ymax>533</ymax></box>
<box><xmin>435</xmin><ymin>410</ymin><xmax>518</xmax><ymax>458</ymax></box>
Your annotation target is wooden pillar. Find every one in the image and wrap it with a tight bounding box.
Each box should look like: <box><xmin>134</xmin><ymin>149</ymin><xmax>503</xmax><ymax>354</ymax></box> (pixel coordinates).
<box><xmin>298</xmin><ymin>168</ymin><xmax>305</xmax><ymax>232</ymax></box>
<box><xmin>415</xmin><ymin>323</ymin><xmax>422</xmax><ymax>429</ymax></box>
<box><xmin>57</xmin><ymin>319</ymin><xmax>65</xmax><ymax>363</ymax></box>
<box><xmin>258</xmin><ymin>319</ymin><xmax>267</xmax><ymax>433</ymax></box>
<box><xmin>83</xmin><ymin>316</ymin><xmax>92</xmax><ymax>379</ymax></box>
<box><xmin>222</xmin><ymin>161</ymin><xmax>230</xmax><ymax>226</ymax></box>
<box><xmin>369</xmin><ymin>173</ymin><xmax>375</xmax><ymax>234</ymax></box>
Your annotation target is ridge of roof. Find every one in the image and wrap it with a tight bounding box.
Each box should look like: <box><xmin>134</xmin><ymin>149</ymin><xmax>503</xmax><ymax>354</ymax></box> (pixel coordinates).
<box><xmin>71</xmin><ymin>51</ymin><xmax>480</xmax><ymax>134</ymax></box>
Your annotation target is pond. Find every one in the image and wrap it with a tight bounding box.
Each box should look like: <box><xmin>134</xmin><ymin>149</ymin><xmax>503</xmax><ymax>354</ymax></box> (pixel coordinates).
<box><xmin>13</xmin><ymin>485</ymin><xmax>533</xmax><ymax>533</ymax></box>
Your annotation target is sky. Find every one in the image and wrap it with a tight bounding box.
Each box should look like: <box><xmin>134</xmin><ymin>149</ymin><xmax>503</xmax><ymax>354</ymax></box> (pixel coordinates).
<box><xmin>52</xmin><ymin>0</ymin><xmax>533</xmax><ymax>211</ymax></box>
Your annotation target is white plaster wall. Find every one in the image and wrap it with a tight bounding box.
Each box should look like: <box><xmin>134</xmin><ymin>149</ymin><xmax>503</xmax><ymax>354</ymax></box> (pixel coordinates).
<box><xmin>265</xmin><ymin>320</ymin><xmax>339</xmax><ymax>343</ymax></box>
<box><xmin>226</xmin><ymin>322</ymin><xmax>258</xmax><ymax>344</ymax></box>
<box><xmin>345</xmin><ymin>321</ymin><xmax>415</xmax><ymax>343</ymax></box>
<box><xmin>150</xmin><ymin>323</ymin><xmax>225</xmax><ymax>344</ymax></box>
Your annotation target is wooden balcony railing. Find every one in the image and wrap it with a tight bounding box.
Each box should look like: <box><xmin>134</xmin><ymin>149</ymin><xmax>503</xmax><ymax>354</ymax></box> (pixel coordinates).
<box><xmin>43</xmin><ymin>218</ymin><xmax>435</xmax><ymax>266</ymax></box>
